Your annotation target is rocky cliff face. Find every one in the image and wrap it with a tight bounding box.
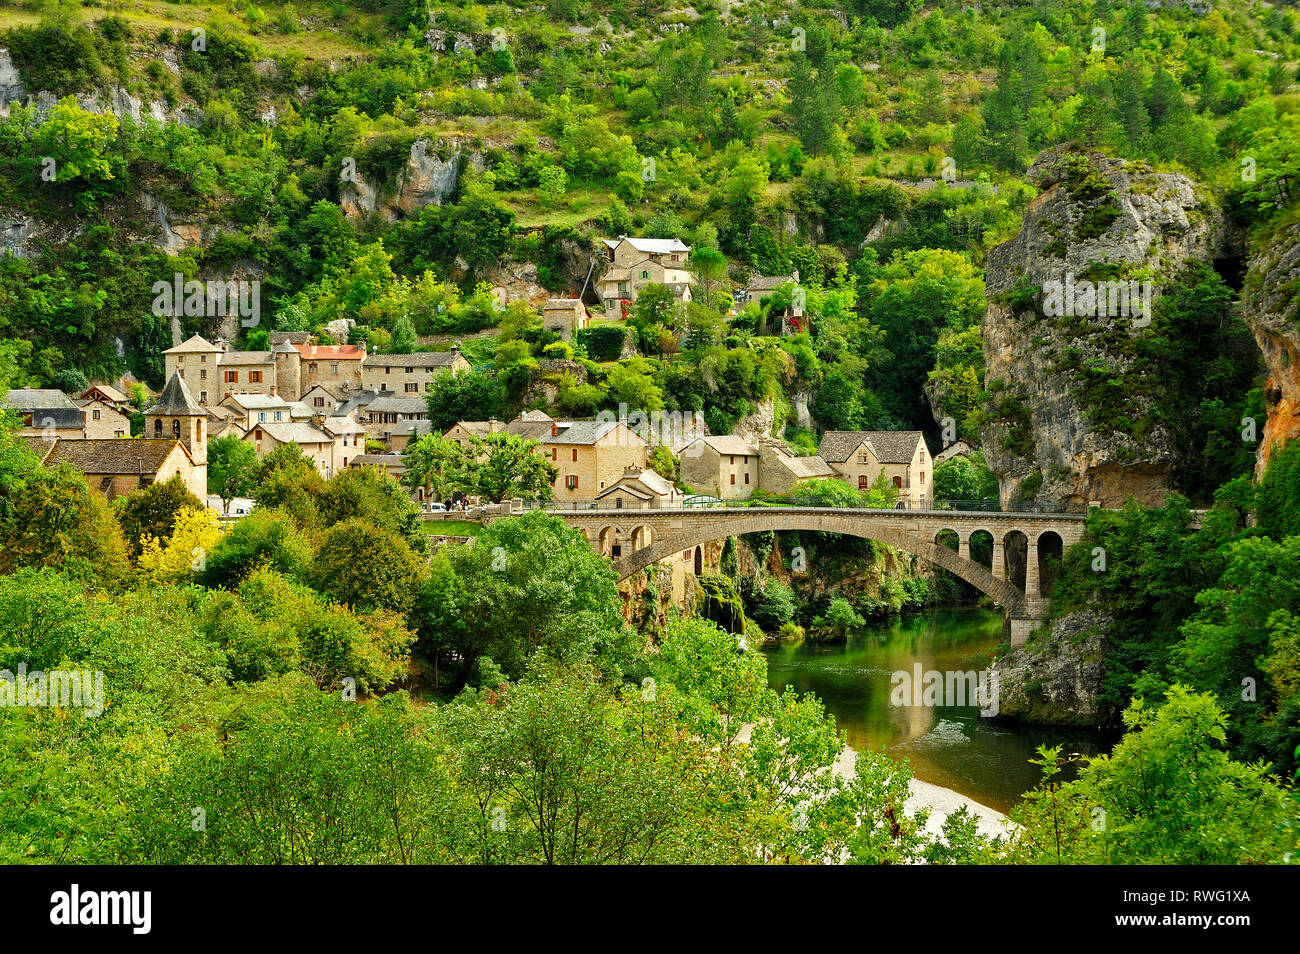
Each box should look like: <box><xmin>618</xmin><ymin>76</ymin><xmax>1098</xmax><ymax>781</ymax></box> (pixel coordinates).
<box><xmin>340</xmin><ymin>137</ymin><xmax>484</xmax><ymax>223</ymax></box>
<box><xmin>1241</xmin><ymin>221</ymin><xmax>1300</xmax><ymax>474</ymax></box>
<box><xmin>980</xmin><ymin>148</ymin><xmax>1224</xmax><ymax>507</ymax></box>
<box><xmin>993</xmin><ymin>609</ymin><xmax>1111</xmax><ymax>726</ymax></box>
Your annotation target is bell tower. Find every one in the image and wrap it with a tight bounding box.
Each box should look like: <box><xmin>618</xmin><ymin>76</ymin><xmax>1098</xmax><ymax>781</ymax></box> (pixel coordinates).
<box><xmin>144</xmin><ymin>371</ymin><xmax>208</xmax><ymax>471</ymax></box>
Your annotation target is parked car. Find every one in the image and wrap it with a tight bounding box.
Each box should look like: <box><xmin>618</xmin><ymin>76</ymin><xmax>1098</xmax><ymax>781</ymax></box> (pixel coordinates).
<box><xmin>426</xmin><ymin>502</ymin><xmax>447</xmax><ymax>512</ymax></box>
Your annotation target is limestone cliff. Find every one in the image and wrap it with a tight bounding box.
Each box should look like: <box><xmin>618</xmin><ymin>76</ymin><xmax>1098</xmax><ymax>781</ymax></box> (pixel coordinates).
<box><xmin>980</xmin><ymin>147</ymin><xmax>1224</xmax><ymax>507</ymax></box>
<box><xmin>1241</xmin><ymin>220</ymin><xmax>1300</xmax><ymax>473</ymax></box>
<box><xmin>993</xmin><ymin>609</ymin><xmax>1111</xmax><ymax>727</ymax></box>
<box><xmin>340</xmin><ymin>137</ymin><xmax>484</xmax><ymax>223</ymax></box>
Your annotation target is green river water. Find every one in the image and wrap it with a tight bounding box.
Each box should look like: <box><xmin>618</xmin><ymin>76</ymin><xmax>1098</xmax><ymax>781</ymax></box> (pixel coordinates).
<box><xmin>761</xmin><ymin>608</ymin><xmax>1112</xmax><ymax>815</ymax></box>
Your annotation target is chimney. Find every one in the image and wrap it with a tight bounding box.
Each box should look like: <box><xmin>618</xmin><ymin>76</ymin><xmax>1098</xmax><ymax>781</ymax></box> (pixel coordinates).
<box><xmin>452</xmin><ymin>342</ymin><xmax>461</xmax><ymax>354</ymax></box>
<box><xmin>269</xmin><ymin>385</ymin><xmax>276</xmax><ymax>396</ymax></box>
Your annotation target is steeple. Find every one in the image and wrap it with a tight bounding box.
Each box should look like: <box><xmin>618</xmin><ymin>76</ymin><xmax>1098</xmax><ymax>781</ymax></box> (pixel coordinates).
<box><xmin>144</xmin><ymin>371</ymin><xmax>207</xmax><ymax>465</ymax></box>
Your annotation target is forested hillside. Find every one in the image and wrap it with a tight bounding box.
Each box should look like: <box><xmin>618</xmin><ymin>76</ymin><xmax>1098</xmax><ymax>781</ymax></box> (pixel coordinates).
<box><xmin>3</xmin><ymin>0</ymin><xmax>1300</xmax><ymax>868</ymax></box>
<box><xmin>3</xmin><ymin>0</ymin><xmax>1298</xmax><ymax>451</ymax></box>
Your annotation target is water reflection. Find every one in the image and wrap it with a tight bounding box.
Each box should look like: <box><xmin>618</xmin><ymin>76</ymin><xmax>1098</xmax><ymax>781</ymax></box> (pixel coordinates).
<box><xmin>761</xmin><ymin>609</ymin><xmax>1112</xmax><ymax>814</ymax></box>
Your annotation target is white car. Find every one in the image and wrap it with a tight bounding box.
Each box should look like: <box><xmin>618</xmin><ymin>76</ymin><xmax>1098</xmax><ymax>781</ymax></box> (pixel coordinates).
<box><xmin>426</xmin><ymin>502</ymin><xmax>448</xmax><ymax>512</ymax></box>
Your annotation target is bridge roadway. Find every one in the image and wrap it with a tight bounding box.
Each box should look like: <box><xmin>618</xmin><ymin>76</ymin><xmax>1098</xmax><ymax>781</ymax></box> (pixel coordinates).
<box><xmin>496</xmin><ymin>505</ymin><xmax>1090</xmax><ymax>647</ymax></box>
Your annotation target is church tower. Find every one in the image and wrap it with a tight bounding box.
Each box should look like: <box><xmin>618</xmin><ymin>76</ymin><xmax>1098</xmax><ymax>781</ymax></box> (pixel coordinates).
<box><xmin>143</xmin><ymin>372</ymin><xmax>208</xmax><ymax>497</ymax></box>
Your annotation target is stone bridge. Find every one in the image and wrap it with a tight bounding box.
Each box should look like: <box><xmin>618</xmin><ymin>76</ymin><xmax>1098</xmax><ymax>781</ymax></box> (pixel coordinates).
<box><xmin>541</xmin><ymin>506</ymin><xmax>1089</xmax><ymax>646</ymax></box>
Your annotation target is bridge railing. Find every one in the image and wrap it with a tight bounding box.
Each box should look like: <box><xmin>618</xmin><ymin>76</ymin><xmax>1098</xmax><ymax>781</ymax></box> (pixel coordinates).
<box><xmin>509</xmin><ymin>497</ymin><xmax>1088</xmax><ymax>515</ymax></box>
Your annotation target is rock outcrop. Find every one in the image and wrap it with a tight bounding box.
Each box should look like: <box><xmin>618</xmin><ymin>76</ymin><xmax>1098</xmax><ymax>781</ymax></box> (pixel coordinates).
<box><xmin>980</xmin><ymin>147</ymin><xmax>1224</xmax><ymax>507</ymax></box>
<box><xmin>1241</xmin><ymin>221</ymin><xmax>1300</xmax><ymax>474</ymax></box>
<box><xmin>340</xmin><ymin>137</ymin><xmax>483</xmax><ymax>222</ymax></box>
<box><xmin>993</xmin><ymin>608</ymin><xmax>1111</xmax><ymax>726</ymax></box>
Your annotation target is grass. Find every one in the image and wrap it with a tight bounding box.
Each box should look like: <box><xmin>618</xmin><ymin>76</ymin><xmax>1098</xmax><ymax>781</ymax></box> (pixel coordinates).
<box><xmin>420</xmin><ymin>519</ymin><xmax>482</xmax><ymax>537</ymax></box>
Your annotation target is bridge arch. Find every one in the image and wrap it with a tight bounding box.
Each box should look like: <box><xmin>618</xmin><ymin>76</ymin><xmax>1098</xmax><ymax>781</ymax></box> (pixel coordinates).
<box><xmin>614</xmin><ymin>512</ymin><xmax>1027</xmax><ymax>613</ymax></box>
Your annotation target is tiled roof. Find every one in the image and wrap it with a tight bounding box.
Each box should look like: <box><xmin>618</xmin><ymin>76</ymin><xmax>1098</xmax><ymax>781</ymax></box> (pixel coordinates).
<box><xmin>603</xmin><ymin>236</ymin><xmax>690</xmax><ymax>254</ymax></box>
<box><xmin>143</xmin><ymin>373</ymin><xmax>205</xmax><ymax>417</ymax></box>
<box><xmin>251</xmin><ymin>422</ymin><xmax>334</xmax><ymax>445</ymax></box>
<box><xmin>545</xmin><ymin>420</ymin><xmax>629</xmax><ymax>446</ymax></box>
<box><xmin>291</xmin><ymin>343</ymin><xmax>366</xmax><ymax>360</ymax></box>
<box><xmin>362</xmin><ymin>352</ymin><xmax>465</xmax><ymax>369</ymax></box>
<box><xmin>324</xmin><ymin>416</ymin><xmax>367</xmax><ymax>435</ymax></box>
<box><xmin>775</xmin><ymin>454</ymin><xmax>835</xmax><ymax>479</ymax></box>
<box><xmin>163</xmin><ymin>334</ymin><xmax>220</xmax><ymax>354</ymax></box>
<box><xmin>46</xmin><ymin>438</ymin><xmax>188</xmax><ymax>474</ymax></box>
<box><xmin>222</xmin><ymin>393</ymin><xmax>293</xmax><ymax>410</ymax></box>
<box><xmin>817</xmin><ymin>430</ymin><xmax>924</xmax><ymax>464</ymax></box>
<box><xmin>748</xmin><ymin>273</ymin><xmax>796</xmax><ymax>293</ymax></box>
<box><xmin>349</xmin><ymin>454</ymin><xmax>405</xmax><ymax>470</ymax></box>
<box><xmin>19</xmin><ymin>436</ymin><xmax>57</xmax><ymax>463</ymax></box>
<box><xmin>508</xmin><ymin>419</ymin><xmax>557</xmax><ymax>440</ymax></box>
<box><xmin>366</xmin><ymin>397</ymin><xmax>427</xmax><ymax>415</ymax></box>
<box><xmin>82</xmin><ymin>384</ymin><xmax>129</xmax><ymax>404</ymax></box>
<box><xmin>686</xmin><ymin>435</ymin><xmax>758</xmax><ymax>457</ymax></box>
<box><xmin>446</xmin><ymin>419</ymin><xmax>504</xmax><ymax>438</ymax></box>
<box><xmin>390</xmin><ymin>420</ymin><xmax>433</xmax><ymax>437</ymax></box>
<box><xmin>334</xmin><ymin>391</ymin><xmax>383</xmax><ymax>417</ymax></box>
<box><xmin>4</xmin><ymin>388</ymin><xmax>79</xmax><ymax>410</ymax></box>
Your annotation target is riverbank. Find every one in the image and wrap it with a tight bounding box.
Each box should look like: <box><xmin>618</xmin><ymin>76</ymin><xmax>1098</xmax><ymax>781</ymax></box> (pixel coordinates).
<box><xmin>831</xmin><ymin>746</ymin><xmax>1012</xmax><ymax>840</ymax></box>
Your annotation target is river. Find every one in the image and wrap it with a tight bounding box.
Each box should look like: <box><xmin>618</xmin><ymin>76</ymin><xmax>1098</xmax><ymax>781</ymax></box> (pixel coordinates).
<box><xmin>761</xmin><ymin>608</ymin><xmax>1112</xmax><ymax>815</ymax></box>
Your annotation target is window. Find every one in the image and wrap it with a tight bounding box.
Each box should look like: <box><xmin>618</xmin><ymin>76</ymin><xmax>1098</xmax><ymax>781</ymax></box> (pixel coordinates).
<box><xmin>566</xmin><ymin>475</ymin><xmax>578</xmax><ymax>490</ymax></box>
<box><xmin>729</xmin><ymin>455</ymin><xmax>734</xmax><ymax>464</ymax></box>
<box><xmin>640</xmin><ymin>270</ymin><xmax>649</xmax><ymax>280</ymax></box>
<box><xmin>309</xmin><ymin>363</ymin><xmax>319</xmax><ymax>373</ymax></box>
<box><xmin>258</xmin><ymin>412</ymin><xmax>266</xmax><ymax>423</ymax></box>
<box><xmin>331</xmin><ymin>363</ymin><xmax>338</xmax><ymax>374</ymax></box>
<box><xmin>200</xmin><ymin>369</ymin><xmax>207</xmax><ymax>380</ymax></box>
<box><xmin>920</xmin><ymin>471</ymin><xmax>926</xmax><ymax>484</ymax></box>
<box><xmin>249</xmin><ymin>371</ymin><xmax>263</xmax><ymax>384</ymax></box>
<box><xmin>153</xmin><ymin>419</ymin><xmax>162</xmax><ymax>437</ymax></box>
<box><xmin>744</xmin><ymin>472</ymin><xmax>749</xmax><ymax>484</ymax></box>
<box><xmin>200</xmin><ymin>391</ymin><xmax>207</xmax><ymax>403</ymax></box>
<box><xmin>405</xmin><ymin>383</ymin><xmax>418</xmax><ymax>393</ymax></box>
<box><xmin>858</xmin><ymin>475</ymin><xmax>869</xmax><ymax>490</ymax></box>
<box><xmin>200</xmin><ymin>355</ymin><xmax>207</xmax><ymax>363</ymax></box>
<box><xmin>572</xmin><ymin>449</ymin><xmax>578</xmax><ymax>462</ymax></box>
<box><xmin>730</xmin><ymin>474</ymin><xmax>736</xmax><ymax>485</ymax></box>
<box><xmin>225</xmin><ymin>371</ymin><xmax>238</xmax><ymax>383</ymax></box>
<box><xmin>92</xmin><ymin>409</ymin><xmax>101</xmax><ymax>421</ymax></box>
<box><xmin>273</xmin><ymin>411</ymin><xmax>283</xmax><ymax>421</ymax></box>
<box><xmin>551</xmin><ymin>448</ymin><xmax>557</xmax><ymax>461</ymax></box>
<box><xmin>314</xmin><ymin>397</ymin><xmax>325</xmax><ymax>407</ymax></box>
<box><xmin>404</xmin><ymin>367</ymin><xmax>413</xmax><ymax>374</ymax></box>
<box><xmin>172</xmin><ymin>420</ymin><xmax>181</xmax><ymax>439</ymax></box>
<box><xmin>425</xmin><ymin>382</ymin><xmax>434</xmax><ymax>392</ymax></box>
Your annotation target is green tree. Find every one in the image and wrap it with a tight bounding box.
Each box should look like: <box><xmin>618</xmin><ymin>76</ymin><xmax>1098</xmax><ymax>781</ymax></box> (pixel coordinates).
<box><xmin>115</xmin><ymin>474</ymin><xmax>205</xmax><ymax>561</ymax></box>
<box><xmin>424</xmin><ymin>369</ymin><xmax>506</xmax><ymax>432</ymax></box>
<box><xmin>1008</xmin><ymin>689</ymin><xmax>1299</xmax><ymax>864</ymax></box>
<box><xmin>414</xmin><ymin>510</ymin><xmax>628</xmax><ymax>683</ymax></box>
<box><xmin>403</xmin><ymin>432</ymin><xmax>471</xmax><ymax>502</ymax></box>
<box><xmin>312</xmin><ymin>518</ymin><xmax>426</xmax><ymax>615</ymax></box>
<box><xmin>207</xmin><ymin>435</ymin><xmax>260</xmax><ymax>514</ymax></box>
<box><xmin>471</xmin><ymin>432</ymin><xmax>558</xmax><ymax>503</ymax></box>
